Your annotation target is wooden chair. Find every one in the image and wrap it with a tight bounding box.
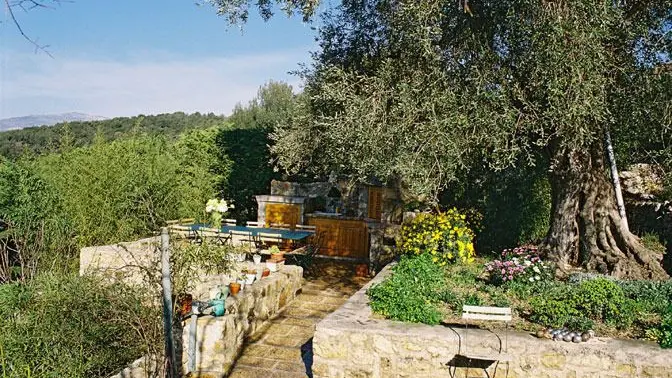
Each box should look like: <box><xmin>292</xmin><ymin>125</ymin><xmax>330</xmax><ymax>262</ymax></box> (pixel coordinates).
<box><xmin>166</xmin><ymin>219</ymin><xmax>180</xmax><ymax>226</ymax></box>
<box><xmin>230</xmin><ymin>230</ymin><xmax>256</xmax><ymax>254</ymax></box>
<box><xmin>246</xmin><ymin>221</ymin><xmax>264</xmax><ymax>228</ymax></box>
<box><xmin>455</xmin><ymin>305</ymin><xmax>512</xmax><ymax>378</ymax></box>
<box><xmin>286</xmin><ymin>231</ymin><xmax>323</xmax><ymax>271</ymax></box>
<box><xmin>224</xmin><ymin>219</ymin><xmax>237</xmax><ymax>227</ymax></box>
<box><xmin>180</xmin><ymin>218</ymin><xmax>196</xmax><ymax>225</ymax></box>
<box><xmin>255</xmin><ymin>232</ymin><xmax>283</xmax><ymax>251</ymax></box>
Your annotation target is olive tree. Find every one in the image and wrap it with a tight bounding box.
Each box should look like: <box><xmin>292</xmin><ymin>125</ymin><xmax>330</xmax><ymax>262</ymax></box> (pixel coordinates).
<box><xmin>273</xmin><ymin>0</ymin><xmax>672</xmax><ymax>278</ymax></box>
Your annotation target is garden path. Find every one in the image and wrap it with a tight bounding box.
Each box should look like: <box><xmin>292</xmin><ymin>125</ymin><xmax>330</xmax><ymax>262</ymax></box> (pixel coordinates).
<box><xmin>227</xmin><ymin>261</ymin><xmax>370</xmax><ymax>378</ymax></box>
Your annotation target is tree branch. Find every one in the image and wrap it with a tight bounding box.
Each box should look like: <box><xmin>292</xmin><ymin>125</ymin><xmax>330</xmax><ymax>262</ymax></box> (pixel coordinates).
<box><xmin>3</xmin><ymin>0</ymin><xmax>64</xmax><ymax>57</ymax></box>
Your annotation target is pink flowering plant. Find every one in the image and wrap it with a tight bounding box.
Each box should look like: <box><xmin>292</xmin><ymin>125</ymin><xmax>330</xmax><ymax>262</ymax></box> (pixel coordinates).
<box><xmin>485</xmin><ymin>246</ymin><xmax>553</xmax><ymax>285</ymax></box>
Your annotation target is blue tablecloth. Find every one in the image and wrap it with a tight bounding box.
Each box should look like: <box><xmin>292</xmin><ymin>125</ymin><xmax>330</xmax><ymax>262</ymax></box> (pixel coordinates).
<box><xmin>189</xmin><ymin>224</ymin><xmax>312</xmax><ymax>241</ymax></box>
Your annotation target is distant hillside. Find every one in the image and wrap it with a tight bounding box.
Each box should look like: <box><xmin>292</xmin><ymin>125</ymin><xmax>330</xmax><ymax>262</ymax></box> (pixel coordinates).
<box><xmin>0</xmin><ymin>112</ymin><xmax>107</xmax><ymax>131</ymax></box>
<box><xmin>0</xmin><ymin>112</ymin><xmax>226</xmax><ymax>159</ymax></box>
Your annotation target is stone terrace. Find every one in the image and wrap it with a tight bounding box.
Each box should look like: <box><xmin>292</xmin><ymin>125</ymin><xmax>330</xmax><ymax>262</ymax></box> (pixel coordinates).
<box><xmin>227</xmin><ymin>261</ymin><xmax>370</xmax><ymax>378</ymax></box>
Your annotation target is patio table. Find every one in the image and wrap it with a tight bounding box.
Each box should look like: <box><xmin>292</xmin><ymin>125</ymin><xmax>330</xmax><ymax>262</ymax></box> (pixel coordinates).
<box><xmin>189</xmin><ymin>224</ymin><xmax>313</xmax><ymax>241</ymax></box>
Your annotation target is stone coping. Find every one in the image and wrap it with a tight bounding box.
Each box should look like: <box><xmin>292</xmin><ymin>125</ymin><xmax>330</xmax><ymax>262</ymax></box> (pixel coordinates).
<box><xmin>313</xmin><ymin>262</ymin><xmax>672</xmax><ymax>378</ymax></box>
<box><xmin>255</xmin><ymin>195</ymin><xmax>306</xmax><ymax>204</ymax></box>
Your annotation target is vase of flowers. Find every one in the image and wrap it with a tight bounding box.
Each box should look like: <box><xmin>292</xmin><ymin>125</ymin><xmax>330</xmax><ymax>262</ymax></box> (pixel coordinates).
<box><xmin>205</xmin><ymin>198</ymin><xmax>234</xmax><ymax>229</ymax></box>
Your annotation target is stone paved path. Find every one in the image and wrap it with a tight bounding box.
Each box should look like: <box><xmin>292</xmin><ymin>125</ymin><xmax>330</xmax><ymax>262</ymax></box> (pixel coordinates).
<box><xmin>227</xmin><ymin>261</ymin><xmax>370</xmax><ymax>378</ymax></box>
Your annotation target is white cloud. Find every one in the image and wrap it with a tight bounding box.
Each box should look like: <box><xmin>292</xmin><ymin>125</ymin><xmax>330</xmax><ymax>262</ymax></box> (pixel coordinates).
<box><xmin>0</xmin><ymin>49</ymin><xmax>308</xmax><ymax>119</ymax></box>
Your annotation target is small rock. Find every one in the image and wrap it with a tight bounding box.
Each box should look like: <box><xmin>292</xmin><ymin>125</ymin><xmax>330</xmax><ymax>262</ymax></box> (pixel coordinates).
<box><xmin>572</xmin><ymin>335</ymin><xmax>582</xmax><ymax>343</ymax></box>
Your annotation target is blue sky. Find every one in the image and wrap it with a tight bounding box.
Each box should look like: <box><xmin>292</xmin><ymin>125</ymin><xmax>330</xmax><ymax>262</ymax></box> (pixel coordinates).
<box><xmin>0</xmin><ymin>0</ymin><xmax>320</xmax><ymax>118</ymax></box>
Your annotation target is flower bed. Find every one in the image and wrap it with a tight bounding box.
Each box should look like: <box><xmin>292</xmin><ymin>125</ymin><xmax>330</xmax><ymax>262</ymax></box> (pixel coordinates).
<box><xmin>367</xmin><ymin>210</ymin><xmax>672</xmax><ymax>348</ymax></box>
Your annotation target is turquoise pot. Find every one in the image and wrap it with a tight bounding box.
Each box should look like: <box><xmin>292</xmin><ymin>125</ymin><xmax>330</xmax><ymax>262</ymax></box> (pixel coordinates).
<box><xmin>209</xmin><ymin>299</ymin><xmax>226</xmax><ymax>317</ymax></box>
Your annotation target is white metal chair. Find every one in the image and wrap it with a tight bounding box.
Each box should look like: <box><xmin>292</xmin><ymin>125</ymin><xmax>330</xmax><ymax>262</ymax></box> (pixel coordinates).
<box><xmin>456</xmin><ymin>305</ymin><xmax>511</xmax><ymax>378</ymax></box>
<box><xmin>255</xmin><ymin>232</ymin><xmax>283</xmax><ymax>251</ymax></box>
<box><xmin>168</xmin><ymin>224</ymin><xmax>195</xmax><ymax>240</ymax></box>
<box><xmin>246</xmin><ymin>221</ymin><xmax>264</xmax><ymax>228</ymax></box>
<box><xmin>270</xmin><ymin>222</ymin><xmax>291</xmax><ymax>230</ymax></box>
<box><xmin>230</xmin><ymin>230</ymin><xmax>256</xmax><ymax>254</ymax></box>
<box><xmin>197</xmin><ymin>227</ymin><xmax>230</xmax><ymax>246</ymax></box>
<box><xmin>295</xmin><ymin>224</ymin><xmax>316</xmax><ymax>233</ymax></box>
<box><xmin>224</xmin><ymin>218</ymin><xmax>237</xmax><ymax>227</ymax></box>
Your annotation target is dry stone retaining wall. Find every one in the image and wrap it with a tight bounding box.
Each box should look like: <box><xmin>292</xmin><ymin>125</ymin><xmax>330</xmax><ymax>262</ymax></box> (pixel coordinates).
<box><xmin>313</xmin><ymin>263</ymin><xmax>672</xmax><ymax>378</ymax></box>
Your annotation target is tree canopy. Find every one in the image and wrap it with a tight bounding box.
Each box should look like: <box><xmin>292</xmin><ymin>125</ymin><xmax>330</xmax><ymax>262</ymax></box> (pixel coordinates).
<box><xmin>273</xmin><ymin>0</ymin><xmax>672</xmax><ymax>278</ymax></box>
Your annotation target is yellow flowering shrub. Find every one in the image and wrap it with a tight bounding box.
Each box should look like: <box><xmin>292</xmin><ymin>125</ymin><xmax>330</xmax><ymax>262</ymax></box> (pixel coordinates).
<box><xmin>399</xmin><ymin>209</ymin><xmax>475</xmax><ymax>265</ymax></box>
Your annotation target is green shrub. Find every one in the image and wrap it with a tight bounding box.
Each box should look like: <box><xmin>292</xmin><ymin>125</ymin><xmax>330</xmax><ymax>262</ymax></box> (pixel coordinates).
<box><xmin>439</xmin><ymin>289</ymin><xmax>463</xmax><ymax>313</ymax></box>
<box><xmin>572</xmin><ymin>278</ymin><xmax>627</xmax><ymax>324</ymax></box>
<box><xmin>617</xmin><ymin>279</ymin><xmax>672</xmax><ymax>314</ymax></box>
<box><xmin>529</xmin><ymin>297</ymin><xmax>580</xmax><ymax>327</ymax></box>
<box><xmin>368</xmin><ymin>253</ymin><xmax>446</xmax><ymax>324</ymax></box>
<box><xmin>565</xmin><ymin>316</ymin><xmax>595</xmax><ymax>332</ymax></box>
<box><xmin>648</xmin><ymin>305</ymin><xmax>672</xmax><ymax>348</ymax></box>
<box><xmin>0</xmin><ymin>273</ymin><xmax>161</xmax><ymax>378</ymax></box>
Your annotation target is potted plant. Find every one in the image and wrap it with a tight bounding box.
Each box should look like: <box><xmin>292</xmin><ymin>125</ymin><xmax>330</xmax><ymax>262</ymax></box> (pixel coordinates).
<box><xmin>229</xmin><ymin>281</ymin><xmax>241</xmax><ymax>296</ymax></box>
<box><xmin>205</xmin><ymin>198</ymin><xmax>234</xmax><ymax>229</ymax></box>
<box><xmin>244</xmin><ymin>269</ymin><xmax>256</xmax><ymax>285</ymax></box>
<box><xmin>269</xmin><ymin>245</ymin><xmax>283</xmax><ymax>261</ymax></box>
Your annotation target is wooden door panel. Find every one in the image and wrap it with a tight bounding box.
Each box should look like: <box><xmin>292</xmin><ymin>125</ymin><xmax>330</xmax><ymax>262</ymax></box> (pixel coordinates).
<box><xmin>308</xmin><ymin>217</ymin><xmax>368</xmax><ymax>258</ymax></box>
<box><xmin>266</xmin><ymin>204</ymin><xmax>300</xmax><ymax>227</ymax></box>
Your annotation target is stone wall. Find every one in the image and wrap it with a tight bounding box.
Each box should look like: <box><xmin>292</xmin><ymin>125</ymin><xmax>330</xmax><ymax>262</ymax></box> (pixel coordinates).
<box><xmin>181</xmin><ymin>264</ymin><xmax>303</xmax><ymax>376</ymax></box>
<box><xmin>80</xmin><ymin>236</ymin><xmax>160</xmax><ymax>286</ymax></box>
<box><xmin>313</xmin><ymin>264</ymin><xmax>672</xmax><ymax>378</ymax></box>
<box><xmin>109</xmin><ymin>265</ymin><xmax>303</xmax><ymax>378</ymax></box>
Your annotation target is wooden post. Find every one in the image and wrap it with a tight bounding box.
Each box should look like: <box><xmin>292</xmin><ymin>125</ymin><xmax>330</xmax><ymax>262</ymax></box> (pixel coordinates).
<box><xmin>161</xmin><ymin>227</ymin><xmax>177</xmax><ymax>377</ymax></box>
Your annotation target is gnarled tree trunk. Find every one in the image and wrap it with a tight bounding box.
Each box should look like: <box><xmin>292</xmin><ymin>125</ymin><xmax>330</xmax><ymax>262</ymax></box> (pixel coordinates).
<box><xmin>544</xmin><ymin>143</ymin><xmax>668</xmax><ymax>279</ymax></box>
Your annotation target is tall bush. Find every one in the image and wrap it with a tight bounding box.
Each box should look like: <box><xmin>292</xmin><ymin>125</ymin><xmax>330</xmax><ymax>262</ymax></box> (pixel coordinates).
<box><xmin>0</xmin><ymin>273</ymin><xmax>162</xmax><ymax>378</ymax></box>
<box><xmin>0</xmin><ymin>159</ymin><xmax>73</xmax><ymax>282</ymax></box>
<box><xmin>34</xmin><ymin>133</ymin><xmax>217</xmax><ymax>247</ymax></box>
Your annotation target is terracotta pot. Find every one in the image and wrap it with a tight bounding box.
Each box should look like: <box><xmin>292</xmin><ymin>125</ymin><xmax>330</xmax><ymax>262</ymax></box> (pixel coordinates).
<box><xmin>262</xmin><ymin>268</ymin><xmax>270</xmax><ymax>277</ymax></box>
<box><xmin>229</xmin><ymin>282</ymin><xmax>241</xmax><ymax>296</ymax></box>
<box><xmin>355</xmin><ymin>264</ymin><xmax>369</xmax><ymax>277</ymax></box>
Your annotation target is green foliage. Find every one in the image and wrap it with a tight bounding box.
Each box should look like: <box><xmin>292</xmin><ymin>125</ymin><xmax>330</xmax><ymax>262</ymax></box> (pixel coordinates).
<box><xmin>205</xmin><ymin>0</ymin><xmax>320</xmax><ymax>24</ymax></box>
<box><xmin>0</xmin><ymin>273</ymin><xmax>161</xmax><ymax>378</ymax></box>
<box><xmin>367</xmin><ymin>253</ymin><xmax>446</xmax><ymax>325</ymax></box>
<box><xmin>0</xmin><ymin>159</ymin><xmax>74</xmax><ymax>282</ymax></box>
<box><xmin>529</xmin><ymin>278</ymin><xmax>637</xmax><ymax>329</ymax></box>
<box><xmin>571</xmin><ymin>278</ymin><xmax>627</xmax><ymax>323</ymax></box>
<box><xmin>659</xmin><ymin>307</ymin><xmax>672</xmax><ymax>348</ymax></box>
<box><xmin>171</xmin><ymin>239</ymin><xmax>235</xmax><ymax>295</ymax></box>
<box><xmin>398</xmin><ymin>210</ymin><xmax>475</xmax><ymax>265</ymax></box>
<box><xmin>640</xmin><ymin>233</ymin><xmax>667</xmax><ymax>255</ymax></box>
<box><xmin>565</xmin><ymin>316</ymin><xmax>595</xmax><ymax>333</ymax></box>
<box><xmin>34</xmin><ymin>133</ymin><xmax>217</xmax><ymax>247</ymax></box>
<box><xmin>617</xmin><ymin>279</ymin><xmax>672</xmax><ymax>314</ymax></box>
<box><xmin>443</xmin><ymin>164</ymin><xmax>552</xmax><ymax>253</ymax></box>
<box><xmin>0</xmin><ymin>112</ymin><xmax>224</xmax><ymax>159</ymax></box>
<box><xmin>218</xmin><ymin>81</ymin><xmax>296</xmax><ymax>221</ymax></box>
<box><xmin>529</xmin><ymin>297</ymin><xmax>580</xmax><ymax>328</ymax></box>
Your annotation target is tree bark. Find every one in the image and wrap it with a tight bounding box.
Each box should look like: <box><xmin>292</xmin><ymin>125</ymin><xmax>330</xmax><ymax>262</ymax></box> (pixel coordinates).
<box><xmin>543</xmin><ymin>143</ymin><xmax>668</xmax><ymax>280</ymax></box>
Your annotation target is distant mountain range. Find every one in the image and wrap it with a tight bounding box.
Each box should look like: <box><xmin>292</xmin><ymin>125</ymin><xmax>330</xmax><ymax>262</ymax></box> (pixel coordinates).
<box><xmin>0</xmin><ymin>113</ymin><xmax>108</xmax><ymax>131</ymax></box>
